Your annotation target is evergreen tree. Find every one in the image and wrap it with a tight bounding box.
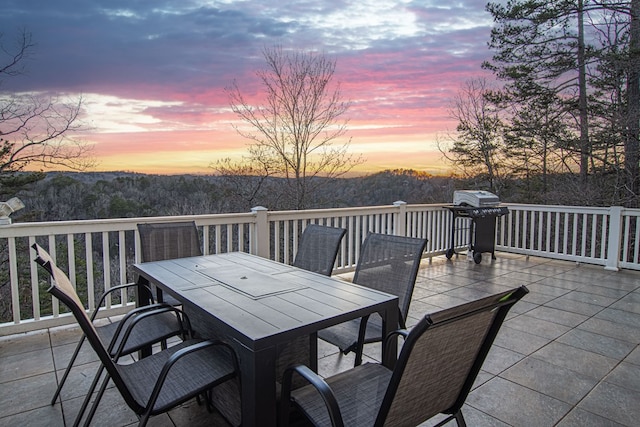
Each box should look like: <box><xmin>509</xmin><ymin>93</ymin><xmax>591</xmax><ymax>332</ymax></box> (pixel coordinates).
<box><xmin>485</xmin><ymin>0</ymin><xmax>640</xmax><ymax>205</ymax></box>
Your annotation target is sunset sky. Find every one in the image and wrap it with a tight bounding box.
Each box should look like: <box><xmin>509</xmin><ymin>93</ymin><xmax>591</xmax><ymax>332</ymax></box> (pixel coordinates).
<box><xmin>0</xmin><ymin>0</ymin><xmax>496</xmax><ymax>176</ymax></box>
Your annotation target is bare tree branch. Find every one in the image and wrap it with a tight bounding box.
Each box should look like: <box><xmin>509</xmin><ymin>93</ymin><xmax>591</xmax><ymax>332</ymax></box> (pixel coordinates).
<box><xmin>224</xmin><ymin>46</ymin><xmax>363</xmax><ymax>209</ymax></box>
<box><xmin>0</xmin><ymin>29</ymin><xmax>95</xmax><ymax>182</ymax></box>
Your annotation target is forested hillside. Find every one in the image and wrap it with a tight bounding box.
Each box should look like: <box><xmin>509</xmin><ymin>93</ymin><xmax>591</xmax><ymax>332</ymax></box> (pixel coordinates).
<box><xmin>13</xmin><ymin>170</ymin><xmax>455</xmax><ymax>222</ymax></box>
<box><xmin>9</xmin><ymin>168</ymin><xmax>623</xmax><ymax>223</ymax></box>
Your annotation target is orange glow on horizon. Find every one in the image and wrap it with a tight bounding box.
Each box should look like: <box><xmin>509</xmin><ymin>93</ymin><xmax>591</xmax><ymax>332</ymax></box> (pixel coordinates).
<box><xmin>25</xmin><ymin>120</ymin><xmax>455</xmax><ymax>176</ymax></box>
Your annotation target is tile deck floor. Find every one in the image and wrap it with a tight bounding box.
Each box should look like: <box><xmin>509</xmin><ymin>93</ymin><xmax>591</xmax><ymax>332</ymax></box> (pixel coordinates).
<box><xmin>1</xmin><ymin>252</ymin><xmax>639</xmax><ymax>426</ymax></box>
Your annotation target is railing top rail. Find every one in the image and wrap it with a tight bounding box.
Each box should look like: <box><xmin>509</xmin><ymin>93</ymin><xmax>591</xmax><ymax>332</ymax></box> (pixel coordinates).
<box><xmin>265</xmin><ymin>204</ymin><xmax>415</xmax><ymax>219</ymax></box>
<box><xmin>503</xmin><ymin>203</ymin><xmax>615</xmax><ymax>213</ymax></box>
<box><xmin>405</xmin><ymin>203</ymin><xmax>451</xmax><ymax>211</ymax></box>
<box><xmin>219</xmin><ymin>204</ymin><xmax>453</xmax><ymax>224</ymax></box>
<box><xmin>0</xmin><ymin>212</ymin><xmax>257</xmax><ymax>238</ymax></box>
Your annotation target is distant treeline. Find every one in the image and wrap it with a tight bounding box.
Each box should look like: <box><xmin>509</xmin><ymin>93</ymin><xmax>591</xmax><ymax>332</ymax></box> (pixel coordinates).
<box><xmin>9</xmin><ymin>168</ymin><xmax>622</xmax><ymax>223</ymax></box>
<box><xmin>11</xmin><ymin>170</ymin><xmax>453</xmax><ymax>222</ymax></box>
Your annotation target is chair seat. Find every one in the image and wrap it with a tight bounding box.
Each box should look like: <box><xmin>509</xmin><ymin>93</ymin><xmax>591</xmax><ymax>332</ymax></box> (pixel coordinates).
<box><xmin>120</xmin><ymin>339</ymin><xmax>237</xmax><ymax>414</ymax></box>
<box><xmin>317</xmin><ymin>314</ymin><xmax>382</xmax><ymax>354</ymax></box>
<box><xmin>96</xmin><ymin>310</ymin><xmax>183</xmax><ymax>356</ymax></box>
<box><xmin>291</xmin><ymin>363</ymin><xmax>392</xmax><ymax>427</ymax></box>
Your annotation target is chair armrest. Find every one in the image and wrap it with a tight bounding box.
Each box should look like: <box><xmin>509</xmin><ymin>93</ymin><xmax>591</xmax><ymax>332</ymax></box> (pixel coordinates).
<box><xmin>384</xmin><ymin>328</ymin><xmax>409</xmax><ymax>348</ymax></box>
<box><xmin>148</xmin><ymin>340</ymin><xmax>239</xmax><ymax>411</ymax></box>
<box><xmin>92</xmin><ymin>282</ymin><xmax>155</xmax><ymax>319</ymax></box>
<box><xmin>280</xmin><ymin>364</ymin><xmax>344</xmax><ymax>427</ymax></box>
<box><xmin>356</xmin><ymin>309</ymin><xmax>405</xmax><ymax>351</ymax></box>
<box><xmin>109</xmin><ymin>305</ymin><xmax>188</xmax><ymax>356</ymax></box>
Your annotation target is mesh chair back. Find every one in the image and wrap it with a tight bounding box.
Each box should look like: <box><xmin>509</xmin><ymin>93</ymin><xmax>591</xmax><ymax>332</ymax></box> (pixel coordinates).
<box><xmin>377</xmin><ymin>286</ymin><xmax>528</xmax><ymax>426</ymax></box>
<box><xmin>138</xmin><ymin>221</ymin><xmax>202</xmax><ymax>262</ymax></box>
<box><xmin>293</xmin><ymin>224</ymin><xmax>347</xmax><ymax>275</ymax></box>
<box><xmin>32</xmin><ymin>244</ymin><xmax>140</xmax><ymax>408</ymax></box>
<box><xmin>353</xmin><ymin>233</ymin><xmax>426</xmax><ymax>323</ymax></box>
<box><xmin>138</xmin><ymin>222</ymin><xmax>202</xmax><ymax>306</ymax></box>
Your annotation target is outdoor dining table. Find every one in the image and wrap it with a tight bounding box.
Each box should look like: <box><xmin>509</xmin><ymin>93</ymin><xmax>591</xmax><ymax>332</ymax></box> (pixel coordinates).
<box><xmin>133</xmin><ymin>251</ymin><xmax>399</xmax><ymax>427</ymax></box>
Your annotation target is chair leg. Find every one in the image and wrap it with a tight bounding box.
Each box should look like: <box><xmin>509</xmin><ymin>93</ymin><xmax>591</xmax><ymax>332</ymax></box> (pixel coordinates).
<box><xmin>139</xmin><ymin>412</ymin><xmax>151</xmax><ymax>427</ymax></box>
<box><xmin>454</xmin><ymin>410</ymin><xmax>467</xmax><ymax>427</ymax></box>
<box><xmin>353</xmin><ymin>314</ymin><xmax>370</xmax><ymax>367</ymax></box>
<box><xmin>81</xmin><ymin>371</ymin><xmax>111</xmax><ymax>427</ymax></box>
<box><xmin>72</xmin><ymin>363</ymin><xmax>105</xmax><ymax>427</ymax></box>
<box><xmin>196</xmin><ymin>391</ymin><xmax>214</xmax><ymax>412</ymax></box>
<box><xmin>51</xmin><ymin>333</ymin><xmax>87</xmax><ymax>405</ymax></box>
<box><xmin>204</xmin><ymin>390</ymin><xmax>215</xmax><ymax>413</ymax></box>
<box><xmin>354</xmin><ymin>344</ymin><xmax>364</xmax><ymax>367</ymax></box>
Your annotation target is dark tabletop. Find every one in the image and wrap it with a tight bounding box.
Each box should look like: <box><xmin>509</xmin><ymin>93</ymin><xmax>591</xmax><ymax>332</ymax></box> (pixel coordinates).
<box><xmin>133</xmin><ymin>252</ymin><xmax>399</xmax><ymax>351</ymax></box>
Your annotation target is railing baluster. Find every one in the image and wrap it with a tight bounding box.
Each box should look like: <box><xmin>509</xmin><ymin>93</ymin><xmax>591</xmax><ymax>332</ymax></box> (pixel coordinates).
<box><xmin>634</xmin><ymin>216</ymin><xmax>640</xmax><ymax>264</ymax></box>
<box><xmin>9</xmin><ymin>237</ymin><xmax>20</xmax><ymax>323</ymax></box>
<box><xmin>202</xmin><ymin>225</ymin><xmax>210</xmax><ymax>255</ymax></box>
<box><xmin>102</xmin><ymin>231</ymin><xmax>111</xmax><ymax>310</ymax></box>
<box><xmin>28</xmin><ymin>236</ymin><xmax>40</xmax><ymax>321</ymax></box>
<box><xmin>86</xmin><ymin>232</ymin><xmax>95</xmax><ymax>312</ymax></box>
<box><xmin>49</xmin><ymin>235</ymin><xmax>59</xmax><ymax>318</ymax></box>
<box><xmin>215</xmin><ymin>224</ymin><xmax>221</xmax><ymax>254</ymax></box>
<box><xmin>582</xmin><ymin>214</ymin><xmax>588</xmax><ymax>258</ymax></box>
<box><xmin>118</xmin><ymin>230</ymin><xmax>127</xmax><ymax>305</ymax></box>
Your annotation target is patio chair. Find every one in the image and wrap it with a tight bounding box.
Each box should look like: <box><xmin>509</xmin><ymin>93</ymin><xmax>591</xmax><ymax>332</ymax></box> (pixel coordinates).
<box><xmin>317</xmin><ymin>232</ymin><xmax>427</xmax><ymax>366</ymax></box>
<box><xmin>281</xmin><ymin>286</ymin><xmax>529</xmax><ymax>427</ymax></box>
<box><xmin>137</xmin><ymin>221</ymin><xmax>203</xmax><ymax>306</ymax></box>
<box><xmin>293</xmin><ymin>224</ymin><xmax>347</xmax><ymax>275</ymax></box>
<box><xmin>44</xmin><ymin>244</ymin><xmax>186</xmax><ymax>406</ymax></box>
<box><xmin>33</xmin><ymin>243</ymin><xmax>238</xmax><ymax>427</ymax></box>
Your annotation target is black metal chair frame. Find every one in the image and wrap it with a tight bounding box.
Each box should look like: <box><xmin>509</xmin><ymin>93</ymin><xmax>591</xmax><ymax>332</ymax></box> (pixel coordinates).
<box><xmin>293</xmin><ymin>223</ymin><xmax>347</xmax><ymax>276</ymax></box>
<box><xmin>318</xmin><ymin>232</ymin><xmax>427</xmax><ymax>366</ymax></box>
<box><xmin>281</xmin><ymin>286</ymin><xmax>529</xmax><ymax>427</ymax></box>
<box><xmin>33</xmin><ymin>243</ymin><xmax>238</xmax><ymax>427</ymax></box>
<box><xmin>42</xmin><ymin>243</ymin><xmax>181</xmax><ymax>406</ymax></box>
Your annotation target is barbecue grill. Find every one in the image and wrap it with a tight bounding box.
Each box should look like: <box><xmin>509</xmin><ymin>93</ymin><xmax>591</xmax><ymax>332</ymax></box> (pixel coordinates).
<box><xmin>446</xmin><ymin>190</ymin><xmax>509</xmax><ymax>264</ymax></box>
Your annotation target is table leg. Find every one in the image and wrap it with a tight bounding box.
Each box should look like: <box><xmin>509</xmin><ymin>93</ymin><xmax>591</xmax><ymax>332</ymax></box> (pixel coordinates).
<box><xmin>239</xmin><ymin>344</ymin><xmax>278</xmax><ymax>427</ymax></box>
<box><xmin>309</xmin><ymin>332</ymin><xmax>318</xmax><ymax>372</ymax></box>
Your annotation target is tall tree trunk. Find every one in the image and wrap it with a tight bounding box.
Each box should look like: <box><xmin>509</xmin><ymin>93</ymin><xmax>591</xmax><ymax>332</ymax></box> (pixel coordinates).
<box><xmin>577</xmin><ymin>0</ymin><xmax>590</xmax><ymax>185</ymax></box>
<box><xmin>626</xmin><ymin>0</ymin><xmax>640</xmax><ymax>207</ymax></box>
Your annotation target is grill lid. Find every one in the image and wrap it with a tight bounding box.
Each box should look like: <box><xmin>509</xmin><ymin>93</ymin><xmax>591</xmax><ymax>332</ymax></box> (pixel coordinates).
<box><xmin>453</xmin><ymin>190</ymin><xmax>499</xmax><ymax>207</ymax></box>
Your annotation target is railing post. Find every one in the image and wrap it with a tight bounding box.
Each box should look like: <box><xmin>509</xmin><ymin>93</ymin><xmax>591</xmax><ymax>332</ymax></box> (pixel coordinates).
<box><xmin>393</xmin><ymin>201</ymin><xmax>407</xmax><ymax>236</ymax></box>
<box><xmin>605</xmin><ymin>206</ymin><xmax>623</xmax><ymax>271</ymax></box>
<box><xmin>604</xmin><ymin>206</ymin><xmax>624</xmax><ymax>271</ymax></box>
<box><xmin>251</xmin><ymin>206</ymin><xmax>269</xmax><ymax>258</ymax></box>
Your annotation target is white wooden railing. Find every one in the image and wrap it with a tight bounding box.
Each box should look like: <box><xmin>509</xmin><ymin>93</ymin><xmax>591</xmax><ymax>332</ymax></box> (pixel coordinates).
<box><xmin>1</xmin><ymin>202</ymin><xmax>639</xmax><ymax>334</ymax></box>
<box><xmin>497</xmin><ymin>204</ymin><xmax>640</xmax><ymax>271</ymax></box>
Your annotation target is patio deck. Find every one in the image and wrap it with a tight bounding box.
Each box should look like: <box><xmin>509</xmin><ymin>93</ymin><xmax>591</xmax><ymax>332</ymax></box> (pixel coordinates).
<box><xmin>1</xmin><ymin>252</ymin><xmax>639</xmax><ymax>426</ymax></box>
